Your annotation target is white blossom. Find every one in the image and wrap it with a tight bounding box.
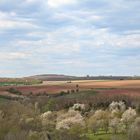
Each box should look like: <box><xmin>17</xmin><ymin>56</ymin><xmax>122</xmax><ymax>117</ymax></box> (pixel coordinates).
<box><xmin>40</xmin><ymin>111</ymin><xmax>52</xmax><ymax>120</ymax></box>
<box><xmin>40</xmin><ymin>111</ymin><xmax>53</xmax><ymax>126</ymax></box>
<box><xmin>72</xmin><ymin>103</ymin><xmax>85</xmax><ymax>111</ymax></box>
<box><xmin>56</xmin><ymin>109</ymin><xmax>85</xmax><ymax>130</ymax></box>
<box><xmin>121</xmin><ymin>107</ymin><xmax>137</xmax><ymax>125</ymax></box>
<box><xmin>109</xmin><ymin>101</ymin><xmax>126</xmax><ymax>112</ymax></box>
<box><xmin>110</xmin><ymin>108</ymin><xmax>121</xmax><ymax>118</ymax></box>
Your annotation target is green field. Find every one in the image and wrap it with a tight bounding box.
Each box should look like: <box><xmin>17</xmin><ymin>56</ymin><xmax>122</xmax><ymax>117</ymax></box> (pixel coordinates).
<box><xmin>0</xmin><ymin>80</ymin><xmax>42</xmax><ymax>86</ymax></box>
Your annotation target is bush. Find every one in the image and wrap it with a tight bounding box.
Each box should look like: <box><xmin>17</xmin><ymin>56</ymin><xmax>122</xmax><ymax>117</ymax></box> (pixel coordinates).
<box><xmin>7</xmin><ymin>88</ymin><xmax>22</xmax><ymax>95</ymax></box>
<box><xmin>42</xmin><ymin>99</ymin><xmax>56</xmax><ymax>112</ymax></box>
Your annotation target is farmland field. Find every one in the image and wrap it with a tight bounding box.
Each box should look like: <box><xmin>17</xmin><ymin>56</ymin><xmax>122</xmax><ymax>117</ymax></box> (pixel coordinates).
<box><xmin>43</xmin><ymin>79</ymin><xmax>140</xmax><ymax>89</ymax></box>
<box><xmin>0</xmin><ymin>79</ymin><xmax>140</xmax><ymax>97</ymax></box>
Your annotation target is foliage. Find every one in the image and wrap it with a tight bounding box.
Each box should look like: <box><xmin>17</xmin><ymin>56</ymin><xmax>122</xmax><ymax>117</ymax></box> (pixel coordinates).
<box><xmin>0</xmin><ymin>89</ymin><xmax>140</xmax><ymax>140</ymax></box>
<box><xmin>42</xmin><ymin>98</ymin><xmax>56</xmax><ymax>112</ymax></box>
<box><xmin>7</xmin><ymin>88</ymin><xmax>22</xmax><ymax>95</ymax></box>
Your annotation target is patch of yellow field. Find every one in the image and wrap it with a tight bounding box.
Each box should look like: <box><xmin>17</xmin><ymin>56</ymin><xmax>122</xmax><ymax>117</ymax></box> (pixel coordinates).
<box><xmin>43</xmin><ymin>80</ymin><xmax>140</xmax><ymax>88</ymax></box>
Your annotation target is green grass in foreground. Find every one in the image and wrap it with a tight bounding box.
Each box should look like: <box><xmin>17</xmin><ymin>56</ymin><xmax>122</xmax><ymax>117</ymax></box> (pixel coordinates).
<box><xmin>87</xmin><ymin>133</ymin><xmax>127</xmax><ymax>140</ymax></box>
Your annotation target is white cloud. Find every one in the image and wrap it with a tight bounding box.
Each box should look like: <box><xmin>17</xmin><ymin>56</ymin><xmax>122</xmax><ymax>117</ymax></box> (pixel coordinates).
<box><xmin>0</xmin><ymin>19</ymin><xmax>37</xmax><ymax>29</ymax></box>
<box><xmin>0</xmin><ymin>11</ymin><xmax>16</xmax><ymax>19</ymax></box>
<box><xmin>0</xmin><ymin>11</ymin><xmax>38</xmax><ymax>30</ymax></box>
<box><xmin>52</xmin><ymin>10</ymin><xmax>103</xmax><ymax>24</ymax></box>
<box><xmin>16</xmin><ymin>38</ymin><xmax>81</xmax><ymax>54</ymax></box>
<box><xmin>15</xmin><ymin>26</ymin><xmax>140</xmax><ymax>57</ymax></box>
<box><xmin>26</xmin><ymin>0</ymin><xmax>37</xmax><ymax>3</ymax></box>
<box><xmin>0</xmin><ymin>52</ymin><xmax>29</xmax><ymax>60</ymax></box>
<box><xmin>48</xmin><ymin>0</ymin><xmax>76</xmax><ymax>7</ymax></box>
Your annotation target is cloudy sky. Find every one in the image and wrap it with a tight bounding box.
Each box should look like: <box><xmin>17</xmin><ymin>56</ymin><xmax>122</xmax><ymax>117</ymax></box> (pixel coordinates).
<box><xmin>0</xmin><ymin>0</ymin><xmax>140</xmax><ymax>77</ymax></box>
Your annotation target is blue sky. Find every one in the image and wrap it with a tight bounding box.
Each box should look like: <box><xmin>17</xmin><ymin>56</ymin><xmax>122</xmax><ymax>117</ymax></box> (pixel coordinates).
<box><xmin>0</xmin><ymin>0</ymin><xmax>140</xmax><ymax>77</ymax></box>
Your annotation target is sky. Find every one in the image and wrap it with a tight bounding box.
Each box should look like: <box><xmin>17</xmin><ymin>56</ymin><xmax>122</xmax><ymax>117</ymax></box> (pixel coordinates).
<box><xmin>0</xmin><ymin>0</ymin><xmax>140</xmax><ymax>77</ymax></box>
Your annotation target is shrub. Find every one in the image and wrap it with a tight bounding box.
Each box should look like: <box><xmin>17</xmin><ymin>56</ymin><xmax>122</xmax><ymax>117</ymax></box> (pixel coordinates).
<box><xmin>7</xmin><ymin>88</ymin><xmax>22</xmax><ymax>95</ymax></box>
<box><xmin>42</xmin><ymin>99</ymin><xmax>56</xmax><ymax>112</ymax></box>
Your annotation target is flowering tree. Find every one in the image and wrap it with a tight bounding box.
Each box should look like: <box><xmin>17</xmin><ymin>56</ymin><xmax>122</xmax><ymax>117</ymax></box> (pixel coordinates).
<box><xmin>56</xmin><ymin>109</ymin><xmax>85</xmax><ymax>130</ymax></box>
<box><xmin>87</xmin><ymin>110</ymin><xmax>109</xmax><ymax>134</ymax></box>
<box><xmin>109</xmin><ymin>101</ymin><xmax>126</xmax><ymax>112</ymax></box>
<box><xmin>121</xmin><ymin>107</ymin><xmax>137</xmax><ymax>128</ymax></box>
<box><xmin>40</xmin><ymin>111</ymin><xmax>56</xmax><ymax>131</ymax></box>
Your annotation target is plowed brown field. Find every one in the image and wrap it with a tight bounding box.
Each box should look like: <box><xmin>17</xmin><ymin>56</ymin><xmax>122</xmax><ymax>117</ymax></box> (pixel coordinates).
<box><xmin>0</xmin><ymin>80</ymin><xmax>140</xmax><ymax>96</ymax></box>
